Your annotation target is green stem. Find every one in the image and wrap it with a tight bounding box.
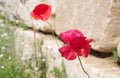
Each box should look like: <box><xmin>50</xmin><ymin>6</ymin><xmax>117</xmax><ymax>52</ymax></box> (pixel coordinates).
<box><xmin>33</xmin><ymin>27</ymin><xmax>38</xmax><ymax>67</ymax></box>
<box><xmin>25</xmin><ymin>5</ymin><xmax>38</xmax><ymax>67</ymax></box>
<box><xmin>78</xmin><ymin>56</ymin><xmax>90</xmax><ymax>78</ymax></box>
<box><xmin>46</xmin><ymin>22</ymin><xmax>60</xmax><ymax>47</ymax></box>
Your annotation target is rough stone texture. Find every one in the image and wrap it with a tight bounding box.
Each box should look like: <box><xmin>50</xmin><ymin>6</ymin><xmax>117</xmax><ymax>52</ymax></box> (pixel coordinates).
<box><xmin>15</xmin><ymin>28</ymin><xmax>120</xmax><ymax>78</ymax></box>
<box><xmin>2</xmin><ymin>0</ymin><xmax>120</xmax><ymax>55</ymax></box>
<box><xmin>55</xmin><ymin>0</ymin><xmax>120</xmax><ymax>53</ymax></box>
<box><xmin>0</xmin><ymin>0</ymin><xmax>5</xmax><ymax>15</ymax></box>
<box><xmin>14</xmin><ymin>28</ymin><xmax>64</xmax><ymax>78</ymax></box>
<box><xmin>14</xmin><ymin>28</ymin><xmax>45</xmax><ymax>60</ymax></box>
<box><xmin>3</xmin><ymin>0</ymin><xmax>58</xmax><ymax>32</ymax></box>
<box><xmin>117</xmin><ymin>42</ymin><xmax>120</xmax><ymax>57</ymax></box>
<box><xmin>84</xmin><ymin>56</ymin><xmax>120</xmax><ymax>78</ymax></box>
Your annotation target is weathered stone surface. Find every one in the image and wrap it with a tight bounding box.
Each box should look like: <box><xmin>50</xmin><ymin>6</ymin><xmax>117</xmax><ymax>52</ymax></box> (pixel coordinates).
<box><xmin>14</xmin><ymin>28</ymin><xmax>45</xmax><ymax>60</ymax></box>
<box><xmin>0</xmin><ymin>0</ymin><xmax>5</xmax><ymax>15</ymax></box>
<box><xmin>14</xmin><ymin>28</ymin><xmax>64</xmax><ymax>78</ymax></box>
<box><xmin>55</xmin><ymin>0</ymin><xmax>120</xmax><ymax>53</ymax></box>
<box><xmin>15</xmin><ymin>28</ymin><xmax>120</xmax><ymax>78</ymax></box>
<box><xmin>117</xmin><ymin>42</ymin><xmax>120</xmax><ymax>57</ymax></box>
<box><xmin>3</xmin><ymin>0</ymin><xmax>58</xmax><ymax>32</ymax></box>
<box><xmin>84</xmin><ymin>56</ymin><xmax>120</xmax><ymax>78</ymax></box>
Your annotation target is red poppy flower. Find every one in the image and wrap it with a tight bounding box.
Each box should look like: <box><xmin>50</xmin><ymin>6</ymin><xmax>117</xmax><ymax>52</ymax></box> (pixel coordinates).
<box><xmin>60</xmin><ymin>29</ymin><xmax>84</xmax><ymax>44</ymax></box>
<box><xmin>59</xmin><ymin>45</ymin><xmax>77</xmax><ymax>60</ymax></box>
<box><xmin>30</xmin><ymin>4</ymin><xmax>51</xmax><ymax>21</ymax></box>
<box><xmin>59</xmin><ymin>29</ymin><xmax>93</xmax><ymax>60</ymax></box>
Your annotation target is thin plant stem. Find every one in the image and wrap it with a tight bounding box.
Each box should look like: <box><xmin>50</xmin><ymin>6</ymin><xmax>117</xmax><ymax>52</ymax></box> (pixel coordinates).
<box><xmin>25</xmin><ymin>4</ymin><xmax>38</xmax><ymax>67</ymax></box>
<box><xmin>33</xmin><ymin>27</ymin><xmax>38</xmax><ymax>67</ymax></box>
<box><xmin>20</xmin><ymin>1</ymin><xmax>38</xmax><ymax>76</ymax></box>
<box><xmin>78</xmin><ymin>56</ymin><xmax>90</xmax><ymax>78</ymax></box>
<box><xmin>46</xmin><ymin>22</ymin><xmax>60</xmax><ymax>47</ymax></box>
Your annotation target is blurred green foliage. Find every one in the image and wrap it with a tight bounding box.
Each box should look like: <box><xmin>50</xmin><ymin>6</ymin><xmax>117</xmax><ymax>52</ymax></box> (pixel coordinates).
<box><xmin>112</xmin><ymin>49</ymin><xmax>120</xmax><ymax>64</ymax></box>
<box><xmin>0</xmin><ymin>15</ymin><xmax>46</xmax><ymax>78</ymax></box>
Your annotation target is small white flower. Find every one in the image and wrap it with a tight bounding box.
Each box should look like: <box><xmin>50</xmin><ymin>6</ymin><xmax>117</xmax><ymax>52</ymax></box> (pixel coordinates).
<box><xmin>1</xmin><ymin>66</ymin><xmax>5</xmax><ymax>69</ymax></box>
<box><xmin>21</xmin><ymin>57</ymin><xmax>24</xmax><ymax>61</ymax></box>
<box><xmin>42</xmin><ymin>58</ymin><xmax>45</xmax><ymax>62</ymax></box>
<box><xmin>0</xmin><ymin>23</ymin><xmax>4</xmax><ymax>27</ymax></box>
<box><xmin>1</xmin><ymin>33</ymin><xmax>7</xmax><ymax>38</ymax></box>
<box><xmin>1</xmin><ymin>47</ymin><xmax>5</xmax><ymax>50</ymax></box>
<box><xmin>35</xmin><ymin>67</ymin><xmax>38</xmax><ymax>71</ymax></box>
<box><xmin>0</xmin><ymin>54</ymin><xmax>3</xmax><ymax>58</ymax></box>
<box><xmin>8</xmin><ymin>56</ymin><xmax>11</xmax><ymax>60</ymax></box>
<box><xmin>21</xmin><ymin>42</ymin><xmax>24</xmax><ymax>45</ymax></box>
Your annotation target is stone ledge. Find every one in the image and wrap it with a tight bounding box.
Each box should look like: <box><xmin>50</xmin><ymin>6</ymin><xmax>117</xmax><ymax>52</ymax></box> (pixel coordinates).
<box><xmin>83</xmin><ymin>56</ymin><xmax>120</xmax><ymax>78</ymax></box>
<box><xmin>15</xmin><ymin>28</ymin><xmax>120</xmax><ymax>78</ymax></box>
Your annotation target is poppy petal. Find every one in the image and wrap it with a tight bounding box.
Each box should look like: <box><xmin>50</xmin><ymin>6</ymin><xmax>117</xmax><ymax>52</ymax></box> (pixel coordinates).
<box><xmin>60</xmin><ymin>29</ymin><xmax>84</xmax><ymax>43</ymax></box>
<box><xmin>69</xmin><ymin>37</ymin><xmax>92</xmax><ymax>57</ymax></box>
<box><xmin>30</xmin><ymin>4</ymin><xmax>51</xmax><ymax>21</ymax></box>
<box><xmin>30</xmin><ymin>12</ymin><xmax>41</xmax><ymax>20</ymax></box>
<box><xmin>86</xmin><ymin>39</ymin><xmax>93</xmax><ymax>43</ymax></box>
<box><xmin>69</xmin><ymin>37</ymin><xmax>86</xmax><ymax>50</ymax></box>
<box><xmin>79</xmin><ymin>45</ymin><xmax>91</xmax><ymax>57</ymax></box>
<box><xmin>58</xmin><ymin>45</ymin><xmax>77</xmax><ymax>60</ymax></box>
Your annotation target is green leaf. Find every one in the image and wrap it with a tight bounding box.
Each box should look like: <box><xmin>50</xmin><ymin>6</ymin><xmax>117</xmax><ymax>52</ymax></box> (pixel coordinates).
<box><xmin>112</xmin><ymin>49</ymin><xmax>120</xmax><ymax>63</ymax></box>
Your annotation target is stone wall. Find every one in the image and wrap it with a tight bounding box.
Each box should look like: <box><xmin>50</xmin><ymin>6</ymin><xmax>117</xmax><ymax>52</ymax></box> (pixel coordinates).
<box><xmin>55</xmin><ymin>0</ymin><xmax>120</xmax><ymax>54</ymax></box>
<box><xmin>2</xmin><ymin>0</ymin><xmax>58</xmax><ymax>32</ymax></box>
<box><xmin>1</xmin><ymin>0</ymin><xmax>120</xmax><ymax>77</ymax></box>
<box><xmin>14</xmin><ymin>28</ymin><xmax>120</xmax><ymax>78</ymax></box>
<box><xmin>1</xmin><ymin>0</ymin><xmax>120</xmax><ymax>54</ymax></box>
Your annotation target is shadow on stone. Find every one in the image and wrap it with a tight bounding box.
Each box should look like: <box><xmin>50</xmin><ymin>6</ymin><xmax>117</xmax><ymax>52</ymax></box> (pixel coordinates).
<box><xmin>90</xmin><ymin>49</ymin><xmax>112</xmax><ymax>58</ymax></box>
<box><xmin>117</xmin><ymin>62</ymin><xmax>120</xmax><ymax>66</ymax></box>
